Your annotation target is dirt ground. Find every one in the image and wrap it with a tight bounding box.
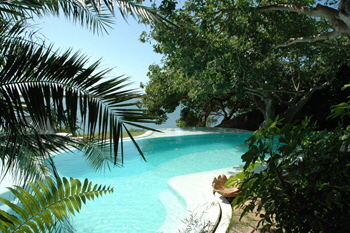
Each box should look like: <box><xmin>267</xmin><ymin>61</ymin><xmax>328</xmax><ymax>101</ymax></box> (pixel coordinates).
<box><xmin>226</xmin><ymin>204</ymin><xmax>277</xmax><ymax>233</ymax></box>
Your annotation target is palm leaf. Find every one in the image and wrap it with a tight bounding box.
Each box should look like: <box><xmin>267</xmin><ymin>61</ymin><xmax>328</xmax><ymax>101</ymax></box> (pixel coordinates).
<box><xmin>115</xmin><ymin>0</ymin><xmax>164</xmax><ymax>24</ymax></box>
<box><xmin>0</xmin><ymin>40</ymin><xmax>159</xmax><ymax>179</ymax></box>
<box><xmin>0</xmin><ymin>176</ymin><xmax>113</xmax><ymax>233</ymax></box>
<box><xmin>0</xmin><ymin>0</ymin><xmax>113</xmax><ymax>35</ymax></box>
<box><xmin>42</xmin><ymin>0</ymin><xmax>115</xmax><ymax>35</ymax></box>
<box><xmin>0</xmin><ymin>0</ymin><xmax>168</xmax><ymax>36</ymax></box>
<box><xmin>0</xmin><ymin>0</ymin><xmax>40</xmax><ymax>20</ymax></box>
<box><xmin>0</xmin><ymin>131</ymin><xmax>54</xmax><ymax>184</ymax></box>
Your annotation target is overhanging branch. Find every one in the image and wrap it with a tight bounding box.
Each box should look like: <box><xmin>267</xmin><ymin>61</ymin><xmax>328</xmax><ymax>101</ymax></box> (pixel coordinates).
<box><xmin>258</xmin><ymin>4</ymin><xmax>339</xmax><ymax>22</ymax></box>
<box><xmin>315</xmin><ymin>41</ymin><xmax>350</xmax><ymax>49</ymax></box>
<box><xmin>217</xmin><ymin>1</ymin><xmax>350</xmax><ymax>47</ymax></box>
<box><xmin>275</xmin><ymin>30</ymin><xmax>341</xmax><ymax>48</ymax></box>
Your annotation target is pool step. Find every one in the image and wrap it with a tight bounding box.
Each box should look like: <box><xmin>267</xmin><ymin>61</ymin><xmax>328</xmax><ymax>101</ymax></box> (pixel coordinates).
<box><xmin>167</xmin><ymin>171</ymin><xmax>223</xmax><ymax>232</ymax></box>
<box><xmin>158</xmin><ymin>189</ymin><xmax>187</xmax><ymax>233</ymax></box>
<box><xmin>158</xmin><ymin>167</ymin><xmax>241</xmax><ymax>233</ymax></box>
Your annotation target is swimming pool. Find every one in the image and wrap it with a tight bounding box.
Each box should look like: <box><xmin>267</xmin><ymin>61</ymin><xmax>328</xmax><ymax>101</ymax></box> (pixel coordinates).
<box><xmin>53</xmin><ymin>128</ymin><xmax>251</xmax><ymax>232</ymax></box>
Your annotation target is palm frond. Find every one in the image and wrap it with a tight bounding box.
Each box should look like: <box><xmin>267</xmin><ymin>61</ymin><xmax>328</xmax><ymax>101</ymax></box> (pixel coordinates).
<box><xmin>43</xmin><ymin>0</ymin><xmax>115</xmax><ymax>35</ymax></box>
<box><xmin>0</xmin><ymin>0</ymin><xmax>168</xmax><ymax>36</ymax></box>
<box><xmin>0</xmin><ymin>20</ymin><xmax>28</xmax><ymax>40</ymax></box>
<box><xmin>0</xmin><ymin>0</ymin><xmax>40</xmax><ymax>21</ymax></box>
<box><xmin>0</xmin><ymin>15</ymin><xmax>45</xmax><ymax>57</ymax></box>
<box><xmin>0</xmin><ymin>129</ymin><xmax>76</xmax><ymax>184</ymax></box>
<box><xmin>0</xmin><ymin>40</ymin><xmax>158</xmax><ymax>176</ymax></box>
<box><xmin>0</xmin><ymin>176</ymin><xmax>113</xmax><ymax>233</ymax></box>
<box><xmin>115</xmin><ymin>0</ymin><xmax>164</xmax><ymax>24</ymax></box>
<box><xmin>0</xmin><ymin>0</ymin><xmax>114</xmax><ymax>35</ymax></box>
<box><xmin>0</xmin><ymin>127</ymin><xmax>123</xmax><ymax>184</ymax></box>
<box><xmin>76</xmin><ymin>0</ymin><xmax>166</xmax><ymax>25</ymax></box>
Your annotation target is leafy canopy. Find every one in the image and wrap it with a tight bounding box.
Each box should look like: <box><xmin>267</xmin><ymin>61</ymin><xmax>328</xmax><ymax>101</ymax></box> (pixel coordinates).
<box><xmin>140</xmin><ymin>0</ymin><xmax>350</xmax><ymax>127</ymax></box>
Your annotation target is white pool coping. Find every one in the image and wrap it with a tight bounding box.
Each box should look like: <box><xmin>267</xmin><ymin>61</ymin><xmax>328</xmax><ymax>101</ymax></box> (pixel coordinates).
<box><xmin>214</xmin><ymin>192</ymin><xmax>234</xmax><ymax>232</ymax></box>
<box><xmin>138</xmin><ymin>127</ymin><xmax>251</xmax><ymax>139</ymax></box>
<box><xmin>164</xmin><ymin>166</ymin><xmax>241</xmax><ymax>233</ymax></box>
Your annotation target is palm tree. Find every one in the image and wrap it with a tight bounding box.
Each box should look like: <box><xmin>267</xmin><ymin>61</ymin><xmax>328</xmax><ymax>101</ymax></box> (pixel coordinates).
<box><xmin>0</xmin><ymin>0</ymin><xmax>163</xmax><ymax>232</ymax></box>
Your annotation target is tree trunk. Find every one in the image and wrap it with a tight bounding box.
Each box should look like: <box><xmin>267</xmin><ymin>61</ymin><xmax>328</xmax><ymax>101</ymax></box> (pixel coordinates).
<box><xmin>280</xmin><ymin>84</ymin><xmax>329</xmax><ymax>124</ymax></box>
<box><xmin>251</xmin><ymin>94</ymin><xmax>275</xmax><ymax>127</ymax></box>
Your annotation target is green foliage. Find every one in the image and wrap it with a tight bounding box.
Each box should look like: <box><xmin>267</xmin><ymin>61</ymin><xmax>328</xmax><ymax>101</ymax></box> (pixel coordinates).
<box><xmin>329</xmin><ymin>101</ymin><xmax>350</xmax><ymax>121</ymax></box>
<box><xmin>141</xmin><ymin>0</ymin><xmax>350</xmax><ymax>127</ymax></box>
<box><xmin>225</xmin><ymin>163</ymin><xmax>260</xmax><ymax>188</ymax></box>
<box><xmin>328</xmin><ymin>85</ymin><xmax>350</xmax><ymax>121</ymax></box>
<box><xmin>141</xmin><ymin>0</ymin><xmax>255</xmax><ymax>127</ymax></box>
<box><xmin>0</xmin><ymin>177</ymin><xmax>113</xmax><ymax>233</ymax></box>
<box><xmin>175</xmin><ymin>107</ymin><xmax>209</xmax><ymax>127</ymax></box>
<box><xmin>233</xmin><ymin>117</ymin><xmax>350</xmax><ymax>232</ymax></box>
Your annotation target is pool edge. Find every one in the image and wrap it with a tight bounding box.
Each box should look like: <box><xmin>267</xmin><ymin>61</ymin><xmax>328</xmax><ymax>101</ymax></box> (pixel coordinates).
<box><xmin>161</xmin><ymin>166</ymin><xmax>241</xmax><ymax>232</ymax></box>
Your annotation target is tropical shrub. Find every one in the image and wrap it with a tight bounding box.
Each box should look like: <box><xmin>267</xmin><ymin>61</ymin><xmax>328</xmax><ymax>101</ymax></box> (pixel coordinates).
<box><xmin>231</xmin><ymin>117</ymin><xmax>350</xmax><ymax>232</ymax></box>
<box><xmin>0</xmin><ymin>177</ymin><xmax>113</xmax><ymax>233</ymax></box>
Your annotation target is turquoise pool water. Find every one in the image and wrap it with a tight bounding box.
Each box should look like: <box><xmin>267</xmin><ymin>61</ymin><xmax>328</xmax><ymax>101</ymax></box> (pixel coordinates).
<box><xmin>53</xmin><ymin>130</ymin><xmax>251</xmax><ymax>232</ymax></box>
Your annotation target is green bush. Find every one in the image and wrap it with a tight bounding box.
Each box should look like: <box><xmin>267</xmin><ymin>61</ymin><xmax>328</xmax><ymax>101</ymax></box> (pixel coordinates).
<box><xmin>232</xmin><ymin>117</ymin><xmax>350</xmax><ymax>232</ymax></box>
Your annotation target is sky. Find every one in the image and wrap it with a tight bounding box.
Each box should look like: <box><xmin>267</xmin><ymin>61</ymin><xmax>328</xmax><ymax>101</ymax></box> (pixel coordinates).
<box><xmin>31</xmin><ymin>2</ymin><xmax>166</xmax><ymax>92</ymax></box>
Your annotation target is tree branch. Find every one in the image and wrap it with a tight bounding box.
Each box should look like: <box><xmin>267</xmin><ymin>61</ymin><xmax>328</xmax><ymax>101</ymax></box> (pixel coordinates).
<box><xmin>290</xmin><ymin>82</ymin><xmax>330</xmax><ymax>115</ymax></box>
<box><xmin>217</xmin><ymin>2</ymin><xmax>350</xmax><ymax>47</ymax></box>
<box><xmin>271</xmin><ymin>92</ymin><xmax>290</xmax><ymax>106</ymax></box>
<box><xmin>245</xmin><ymin>87</ymin><xmax>305</xmax><ymax>96</ymax></box>
<box><xmin>244</xmin><ymin>87</ymin><xmax>266</xmax><ymax>98</ymax></box>
<box><xmin>258</xmin><ymin>4</ymin><xmax>339</xmax><ymax>22</ymax></box>
<box><xmin>315</xmin><ymin>41</ymin><xmax>350</xmax><ymax>49</ymax></box>
<box><xmin>275</xmin><ymin>30</ymin><xmax>341</xmax><ymax>48</ymax></box>
<box><xmin>217</xmin><ymin>4</ymin><xmax>339</xmax><ymax>22</ymax></box>
<box><xmin>212</xmin><ymin>97</ymin><xmax>228</xmax><ymax>118</ymax></box>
